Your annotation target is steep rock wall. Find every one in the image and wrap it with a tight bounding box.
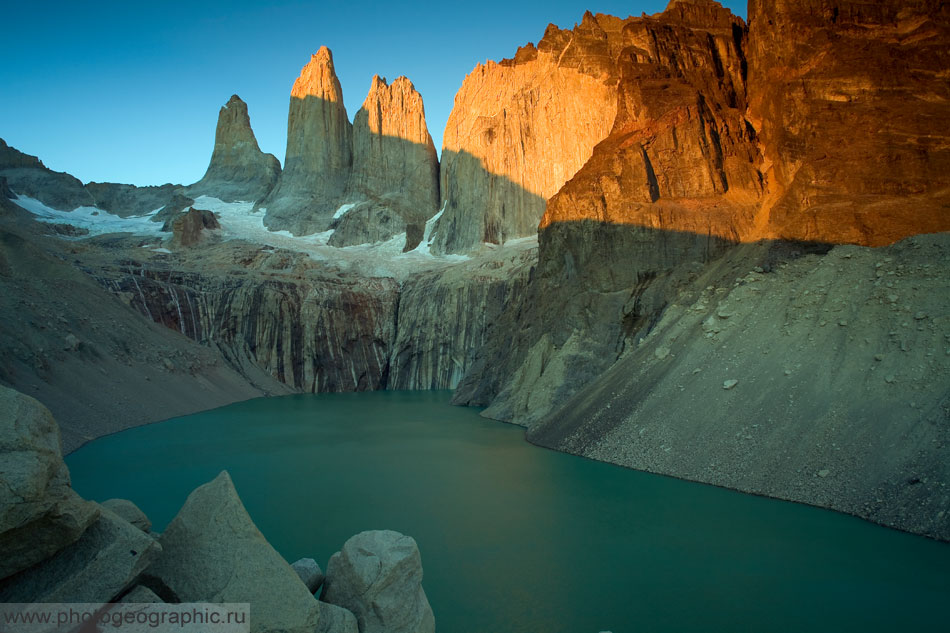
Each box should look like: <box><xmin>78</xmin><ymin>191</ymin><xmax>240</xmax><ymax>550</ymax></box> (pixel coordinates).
<box><xmin>388</xmin><ymin>243</ymin><xmax>536</xmax><ymax>390</ymax></box>
<box><xmin>432</xmin><ymin>12</ymin><xmax>625</xmax><ymax>254</ymax></box>
<box><xmin>746</xmin><ymin>0</ymin><xmax>950</xmax><ymax>246</ymax></box>
<box><xmin>454</xmin><ymin>0</ymin><xmax>755</xmax><ymax>424</ymax></box>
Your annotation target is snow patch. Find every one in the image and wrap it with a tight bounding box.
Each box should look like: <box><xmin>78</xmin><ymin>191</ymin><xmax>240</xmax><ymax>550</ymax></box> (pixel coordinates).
<box><xmin>332</xmin><ymin>202</ymin><xmax>357</xmax><ymax>220</ymax></box>
<box><xmin>13</xmin><ymin>194</ymin><xmax>164</xmax><ymax>237</ymax></box>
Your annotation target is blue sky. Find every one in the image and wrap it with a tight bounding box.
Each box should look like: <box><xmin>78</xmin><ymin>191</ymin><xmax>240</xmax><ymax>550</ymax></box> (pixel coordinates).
<box><xmin>1</xmin><ymin>1</ymin><xmax>746</xmax><ymax>187</ymax></box>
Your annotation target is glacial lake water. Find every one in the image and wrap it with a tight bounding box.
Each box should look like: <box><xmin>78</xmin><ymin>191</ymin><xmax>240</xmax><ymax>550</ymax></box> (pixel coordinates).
<box><xmin>66</xmin><ymin>391</ymin><xmax>950</xmax><ymax>633</ymax></box>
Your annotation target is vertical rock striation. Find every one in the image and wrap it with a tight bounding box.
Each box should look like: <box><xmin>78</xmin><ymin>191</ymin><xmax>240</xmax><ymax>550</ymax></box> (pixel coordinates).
<box><xmin>329</xmin><ymin>76</ymin><xmax>440</xmax><ymax>250</ymax></box>
<box><xmin>188</xmin><ymin>95</ymin><xmax>281</xmax><ymax>203</ymax></box>
<box><xmin>432</xmin><ymin>12</ymin><xmax>627</xmax><ymax>254</ymax></box>
<box><xmin>262</xmin><ymin>47</ymin><xmax>353</xmax><ymax>235</ymax></box>
<box><xmin>388</xmin><ymin>244</ymin><xmax>536</xmax><ymax>390</ymax></box>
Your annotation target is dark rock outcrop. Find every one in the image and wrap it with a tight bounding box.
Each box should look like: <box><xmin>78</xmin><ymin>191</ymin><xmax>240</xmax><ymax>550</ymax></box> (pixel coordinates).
<box><xmin>167</xmin><ymin>207</ymin><xmax>221</xmax><ymax>247</ymax></box>
<box><xmin>188</xmin><ymin>95</ymin><xmax>281</xmax><ymax>203</ymax></box>
<box><xmin>262</xmin><ymin>47</ymin><xmax>352</xmax><ymax>235</ymax></box>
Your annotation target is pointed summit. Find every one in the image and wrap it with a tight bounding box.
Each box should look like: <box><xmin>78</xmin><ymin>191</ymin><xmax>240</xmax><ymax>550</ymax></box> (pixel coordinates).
<box><xmin>188</xmin><ymin>95</ymin><xmax>281</xmax><ymax>202</ymax></box>
<box><xmin>290</xmin><ymin>46</ymin><xmax>345</xmax><ymax>103</ymax></box>
<box><xmin>328</xmin><ymin>74</ymin><xmax>440</xmax><ymax>250</ymax></box>
<box><xmin>262</xmin><ymin>47</ymin><xmax>353</xmax><ymax>235</ymax></box>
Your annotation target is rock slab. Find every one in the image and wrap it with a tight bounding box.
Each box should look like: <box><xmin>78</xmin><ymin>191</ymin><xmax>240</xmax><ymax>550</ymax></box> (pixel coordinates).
<box><xmin>143</xmin><ymin>471</ymin><xmax>324</xmax><ymax>633</ymax></box>
<box><xmin>0</xmin><ymin>506</ymin><xmax>162</xmax><ymax>602</ymax></box>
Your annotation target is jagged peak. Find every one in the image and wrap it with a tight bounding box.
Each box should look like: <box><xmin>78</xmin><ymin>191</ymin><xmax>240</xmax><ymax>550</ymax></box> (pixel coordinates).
<box><xmin>224</xmin><ymin>94</ymin><xmax>245</xmax><ymax>109</ymax></box>
<box><xmin>291</xmin><ymin>46</ymin><xmax>344</xmax><ymax>102</ymax></box>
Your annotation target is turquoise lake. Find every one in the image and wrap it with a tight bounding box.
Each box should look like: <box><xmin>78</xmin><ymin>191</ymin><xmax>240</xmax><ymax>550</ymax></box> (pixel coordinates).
<box><xmin>66</xmin><ymin>391</ymin><xmax>950</xmax><ymax>633</ymax></box>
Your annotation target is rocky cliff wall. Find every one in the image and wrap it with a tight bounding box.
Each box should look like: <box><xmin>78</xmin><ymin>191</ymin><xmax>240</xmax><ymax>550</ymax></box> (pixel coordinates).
<box><xmin>432</xmin><ymin>12</ymin><xmax>625</xmax><ymax>254</ymax></box>
<box><xmin>454</xmin><ymin>0</ymin><xmax>756</xmax><ymax>424</ymax></box>
<box><xmin>388</xmin><ymin>242</ymin><xmax>536</xmax><ymax>390</ymax></box>
<box><xmin>746</xmin><ymin>0</ymin><xmax>950</xmax><ymax>246</ymax></box>
<box><xmin>95</xmin><ymin>249</ymin><xmax>398</xmax><ymax>394</ymax></box>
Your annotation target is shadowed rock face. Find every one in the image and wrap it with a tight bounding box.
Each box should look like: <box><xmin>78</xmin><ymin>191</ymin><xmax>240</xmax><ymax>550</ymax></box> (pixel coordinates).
<box><xmin>0</xmin><ymin>138</ymin><xmax>96</xmax><ymax>211</ymax></box>
<box><xmin>188</xmin><ymin>95</ymin><xmax>281</xmax><ymax>203</ymax></box>
<box><xmin>329</xmin><ymin>76</ymin><xmax>440</xmax><ymax>250</ymax></box>
<box><xmin>432</xmin><ymin>11</ymin><xmax>627</xmax><ymax>254</ymax></box>
<box><xmin>262</xmin><ymin>47</ymin><xmax>352</xmax><ymax>235</ymax></box>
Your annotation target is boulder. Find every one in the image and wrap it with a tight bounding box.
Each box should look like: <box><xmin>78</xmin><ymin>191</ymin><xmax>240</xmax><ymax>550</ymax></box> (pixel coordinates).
<box><xmin>142</xmin><ymin>471</ymin><xmax>323</xmax><ymax>633</ymax></box>
<box><xmin>321</xmin><ymin>530</ymin><xmax>434</xmax><ymax>633</ymax></box>
<box><xmin>291</xmin><ymin>557</ymin><xmax>324</xmax><ymax>594</ymax></box>
<box><xmin>0</xmin><ymin>385</ymin><xmax>99</xmax><ymax>580</ymax></box>
<box><xmin>168</xmin><ymin>207</ymin><xmax>221</xmax><ymax>247</ymax></box>
<box><xmin>315</xmin><ymin>603</ymin><xmax>358</xmax><ymax>633</ymax></box>
<box><xmin>0</xmin><ymin>506</ymin><xmax>161</xmax><ymax>602</ymax></box>
<box><xmin>101</xmin><ymin>498</ymin><xmax>152</xmax><ymax>533</ymax></box>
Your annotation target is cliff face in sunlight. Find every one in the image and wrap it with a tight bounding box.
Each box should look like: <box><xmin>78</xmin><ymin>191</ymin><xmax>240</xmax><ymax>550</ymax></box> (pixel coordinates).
<box><xmin>431</xmin><ymin>12</ymin><xmax>626</xmax><ymax>254</ymax></box>
<box><xmin>746</xmin><ymin>0</ymin><xmax>950</xmax><ymax>246</ymax></box>
<box><xmin>459</xmin><ymin>0</ymin><xmax>950</xmax><ymax>429</ymax></box>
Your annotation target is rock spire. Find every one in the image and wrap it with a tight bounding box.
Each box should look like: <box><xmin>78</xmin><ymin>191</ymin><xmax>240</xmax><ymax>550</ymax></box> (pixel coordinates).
<box><xmin>262</xmin><ymin>46</ymin><xmax>353</xmax><ymax>235</ymax></box>
<box><xmin>188</xmin><ymin>95</ymin><xmax>281</xmax><ymax>203</ymax></box>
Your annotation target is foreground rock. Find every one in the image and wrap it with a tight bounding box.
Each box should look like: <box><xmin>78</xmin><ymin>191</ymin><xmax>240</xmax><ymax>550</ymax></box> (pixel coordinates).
<box><xmin>322</xmin><ymin>530</ymin><xmax>435</xmax><ymax>633</ymax></box>
<box><xmin>142</xmin><ymin>471</ymin><xmax>329</xmax><ymax>633</ymax></box>
<box><xmin>188</xmin><ymin>95</ymin><xmax>281</xmax><ymax>203</ymax></box>
<box><xmin>291</xmin><ymin>557</ymin><xmax>325</xmax><ymax>594</ymax></box>
<box><xmin>0</xmin><ymin>506</ymin><xmax>162</xmax><ymax>602</ymax></box>
<box><xmin>0</xmin><ymin>386</ymin><xmax>99</xmax><ymax>579</ymax></box>
<box><xmin>101</xmin><ymin>498</ymin><xmax>152</xmax><ymax>533</ymax></box>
